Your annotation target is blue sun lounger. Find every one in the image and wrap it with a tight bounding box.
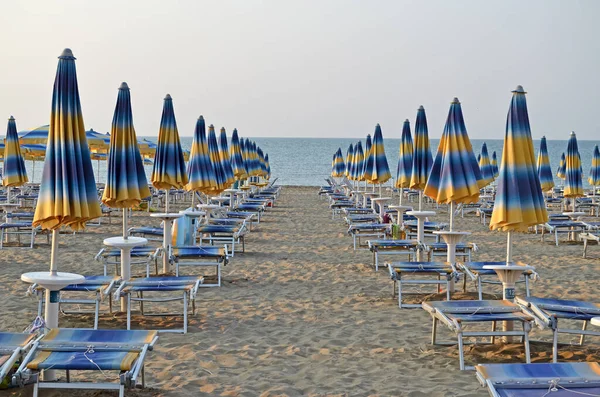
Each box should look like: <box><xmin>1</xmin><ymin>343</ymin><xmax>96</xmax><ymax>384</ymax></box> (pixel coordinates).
<box><xmin>170</xmin><ymin>246</ymin><xmax>229</xmax><ymax>285</ymax></box>
<box><xmin>13</xmin><ymin>328</ymin><xmax>158</xmax><ymax>397</ymax></box>
<box><xmin>425</xmin><ymin>242</ymin><xmax>477</xmax><ymax>262</ymax></box>
<box><xmin>95</xmin><ymin>246</ymin><xmax>162</xmax><ymax>277</ymax></box>
<box><xmin>422</xmin><ymin>300</ymin><xmax>536</xmax><ymax>370</ymax></box>
<box><xmin>344</xmin><ymin>213</ymin><xmax>380</xmax><ymax>225</ymax></box>
<box><xmin>404</xmin><ymin>221</ymin><xmax>448</xmax><ymax>242</ymax></box>
<box><xmin>347</xmin><ymin>223</ymin><xmax>390</xmax><ymax>250</ymax></box>
<box><xmin>128</xmin><ymin>226</ymin><xmax>164</xmax><ymax>242</ymax></box>
<box><xmin>196</xmin><ymin>224</ymin><xmax>246</xmax><ymax>256</ymax></box>
<box><xmin>0</xmin><ymin>332</ymin><xmax>36</xmax><ymax>384</ymax></box>
<box><xmin>367</xmin><ymin>239</ymin><xmax>420</xmax><ymax>271</ymax></box>
<box><xmin>515</xmin><ymin>296</ymin><xmax>600</xmax><ymax>363</ymax></box>
<box><xmin>457</xmin><ymin>262</ymin><xmax>535</xmax><ymax>300</ymax></box>
<box><xmin>475</xmin><ymin>362</ymin><xmax>600</xmax><ymax>397</ymax></box>
<box><xmin>387</xmin><ymin>262</ymin><xmax>457</xmax><ymax>308</ymax></box>
<box><xmin>541</xmin><ymin>220</ymin><xmax>587</xmax><ymax>246</ymax></box>
<box><xmin>114</xmin><ymin>276</ymin><xmax>203</xmax><ymax>333</ymax></box>
<box><xmin>0</xmin><ymin>222</ymin><xmax>48</xmax><ymax>249</ymax></box>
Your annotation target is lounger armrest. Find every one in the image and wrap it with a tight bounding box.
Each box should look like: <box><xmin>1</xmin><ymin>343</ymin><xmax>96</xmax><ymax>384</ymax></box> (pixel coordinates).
<box><xmin>456</xmin><ymin>264</ymin><xmax>478</xmax><ymax>281</ymax></box>
<box><xmin>94</xmin><ymin>248</ymin><xmax>107</xmax><ymax>262</ymax></box>
<box><xmin>514</xmin><ymin>297</ymin><xmax>553</xmax><ymax>329</ymax></box>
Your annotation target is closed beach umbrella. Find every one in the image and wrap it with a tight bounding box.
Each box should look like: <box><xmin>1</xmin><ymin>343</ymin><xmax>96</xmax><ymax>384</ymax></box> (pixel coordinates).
<box><xmin>18</xmin><ymin>125</ymin><xmax>49</xmax><ymax>145</ymax></box>
<box><xmin>332</xmin><ymin>148</ymin><xmax>345</xmax><ymax>177</ymax></box>
<box><xmin>536</xmin><ymin>136</ymin><xmax>554</xmax><ymax>192</ymax></box>
<box><xmin>265</xmin><ymin>153</ymin><xmax>271</xmax><ymax>179</ymax></box>
<box><xmin>186</xmin><ymin>116</ymin><xmax>217</xmax><ymax>199</ymax></box>
<box><xmin>479</xmin><ymin>142</ymin><xmax>495</xmax><ymax>187</ymax></box>
<box><xmin>363</xmin><ymin>124</ymin><xmax>391</xmax><ymax>191</ymax></box>
<box><xmin>556</xmin><ymin>152</ymin><xmax>566</xmax><ymax>180</ymax></box>
<box><xmin>208</xmin><ymin>124</ymin><xmax>228</xmax><ymax>193</ymax></box>
<box><xmin>219</xmin><ymin>127</ymin><xmax>235</xmax><ymax>187</ymax></box>
<box><xmin>0</xmin><ymin>141</ymin><xmax>4</xmax><ymax>162</ymax></box>
<box><xmin>395</xmin><ymin>119</ymin><xmax>414</xmax><ymax>201</ymax></box>
<box><xmin>424</xmin><ymin>97</ymin><xmax>483</xmax><ymax>230</ymax></box>
<box><xmin>352</xmin><ymin>141</ymin><xmax>364</xmax><ymax>182</ymax></box>
<box><xmin>410</xmin><ymin>106</ymin><xmax>433</xmax><ymax>210</ymax></box>
<box><xmin>102</xmin><ymin>82</ymin><xmax>150</xmax><ymax>237</ymax></box>
<box><xmin>589</xmin><ymin>145</ymin><xmax>600</xmax><ymax>193</ymax></box>
<box><xmin>491</xmin><ymin>151</ymin><xmax>499</xmax><ymax>178</ymax></box>
<box><xmin>345</xmin><ymin>143</ymin><xmax>354</xmax><ymax>180</ymax></box>
<box><xmin>257</xmin><ymin>147</ymin><xmax>268</xmax><ymax>178</ymax></box>
<box><xmin>31</xmin><ymin>48</ymin><xmax>102</xmax><ymax>333</ymax></box>
<box><xmin>3</xmin><ymin>116</ymin><xmax>28</xmax><ymax>194</ymax></box>
<box><xmin>564</xmin><ymin>131</ymin><xmax>584</xmax><ymax>209</ymax></box>
<box><xmin>490</xmin><ymin>85</ymin><xmax>547</xmax><ymax>267</ymax></box>
<box><xmin>151</xmin><ymin>94</ymin><xmax>188</xmax><ymax>212</ymax></box>
<box><xmin>230</xmin><ymin>128</ymin><xmax>247</xmax><ymax>180</ymax></box>
<box><xmin>361</xmin><ymin>134</ymin><xmax>372</xmax><ymax>185</ymax></box>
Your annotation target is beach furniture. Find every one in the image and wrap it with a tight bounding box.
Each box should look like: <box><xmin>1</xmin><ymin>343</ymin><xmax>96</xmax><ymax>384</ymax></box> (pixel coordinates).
<box><xmin>95</xmin><ymin>246</ymin><xmax>162</xmax><ymax>277</ymax></box>
<box><xmin>541</xmin><ymin>220</ymin><xmax>586</xmax><ymax>246</ymax></box>
<box><xmin>475</xmin><ymin>362</ymin><xmax>600</xmax><ymax>396</ymax></box>
<box><xmin>387</xmin><ymin>262</ymin><xmax>457</xmax><ymax>308</ymax></box>
<box><xmin>515</xmin><ymin>296</ymin><xmax>600</xmax><ymax>362</ymax></box>
<box><xmin>30</xmin><ymin>275</ymin><xmax>119</xmax><ymax>329</ymax></box>
<box><xmin>0</xmin><ymin>222</ymin><xmax>48</xmax><ymax>249</ymax></box>
<box><xmin>581</xmin><ymin>232</ymin><xmax>600</xmax><ymax>258</ymax></box>
<box><xmin>367</xmin><ymin>239</ymin><xmax>420</xmax><ymax>271</ymax></box>
<box><xmin>114</xmin><ymin>276</ymin><xmax>203</xmax><ymax>333</ymax></box>
<box><xmin>425</xmin><ymin>242</ymin><xmax>477</xmax><ymax>262</ymax></box>
<box><xmin>0</xmin><ymin>332</ymin><xmax>37</xmax><ymax>384</ymax></box>
<box><xmin>456</xmin><ymin>261</ymin><xmax>534</xmax><ymax>300</ymax></box>
<box><xmin>128</xmin><ymin>226</ymin><xmax>164</xmax><ymax>242</ymax></box>
<box><xmin>234</xmin><ymin>202</ymin><xmax>266</xmax><ymax>222</ymax></box>
<box><xmin>403</xmin><ymin>220</ymin><xmax>448</xmax><ymax>242</ymax></box>
<box><xmin>422</xmin><ymin>300</ymin><xmax>536</xmax><ymax>370</ymax></box>
<box><xmin>347</xmin><ymin>223</ymin><xmax>390</xmax><ymax>250</ymax></box>
<box><xmin>196</xmin><ymin>223</ymin><xmax>246</xmax><ymax>256</ymax></box>
<box><xmin>170</xmin><ymin>246</ymin><xmax>229</xmax><ymax>285</ymax></box>
<box><xmin>344</xmin><ymin>213</ymin><xmax>380</xmax><ymax>224</ymax></box>
<box><xmin>13</xmin><ymin>328</ymin><xmax>158</xmax><ymax>396</ymax></box>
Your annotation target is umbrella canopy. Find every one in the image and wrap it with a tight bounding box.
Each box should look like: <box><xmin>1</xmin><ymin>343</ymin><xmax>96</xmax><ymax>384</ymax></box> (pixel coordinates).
<box><xmin>361</xmin><ymin>134</ymin><xmax>372</xmax><ymax>181</ymax></box>
<box><xmin>86</xmin><ymin>128</ymin><xmax>110</xmax><ymax>153</ymax></box>
<box><xmin>151</xmin><ymin>94</ymin><xmax>188</xmax><ymax>191</ymax></box>
<box><xmin>3</xmin><ymin>116</ymin><xmax>28</xmax><ymax>187</ymax></box>
<box><xmin>18</xmin><ymin>125</ymin><xmax>49</xmax><ymax>145</ymax></box>
<box><xmin>245</xmin><ymin>138</ymin><xmax>261</xmax><ymax>177</ymax></box>
<box><xmin>207</xmin><ymin>124</ymin><xmax>228</xmax><ymax>193</ymax></box>
<box><xmin>332</xmin><ymin>148</ymin><xmax>345</xmax><ymax>177</ymax></box>
<box><xmin>257</xmin><ymin>147</ymin><xmax>268</xmax><ymax>177</ymax></box>
<box><xmin>363</xmin><ymin>124</ymin><xmax>391</xmax><ymax>185</ymax></box>
<box><xmin>33</xmin><ymin>48</ymin><xmax>101</xmax><ymax>231</ymax></box>
<box><xmin>564</xmin><ymin>131</ymin><xmax>583</xmax><ymax>198</ymax></box>
<box><xmin>589</xmin><ymin>145</ymin><xmax>600</xmax><ymax>187</ymax></box>
<box><xmin>186</xmin><ymin>116</ymin><xmax>216</xmax><ymax>193</ymax></box>
<box><xmin>345</xmin><ymin>143</ymin><xmax>354</xmax><ymax>179</ymax></box>
<box><xmin>351</xmin><ymin>141</ymin><xmax>364</xmax><ymax>182</ymax></box>
<box><xmin>409</xmin><ymin>106</ymin><xmax>433</xmax><ymax>191</ymax></box>
<box><xmin>0</xmin><ymin>141</ymin><xmax>4</xmax><ymax>161</ymax></box>
<box><xmin>395</xmin><ymin>119</ymin><xmax>413</xmax><ymax>189</ymax></box>
<box><xmin>265</xmin><ymin>153</ymin><xmax>271</xmax><ymax>179</ymax></box>
<box><xmin>138</xmin><ymin>138</ymin><xmax>157</xmax><ymax>158</ymax></box>
<box><xmin>101</xmin><ymin>82</ymin><xmax>150</xmax><ymax>209</ymax></box>
<box><xmin>229</xmin><ymin>128</ymin><xmax>247</xmax><ymax>180</ymax></box>
<box><xmin>478</xmin><ymin>142</ymin><xmax>495</xmax><ymax>187</ymax></box>
<box><xmin>424</xmin><ymin>97</ymin><xmax>483</xmax><ymax>205</ymax></box>
<box><xmin>218</xmin><ymin>127</ymin><xmax>235</xmax><ymax>187</ymax></box>
<box><xmin>22</xmin><ymin>144</ymin><xmax>46</xmax><ymax>161</ymax></box>
<box><xmin>491</xmin><ymin>151</ymin><xmax>499</xmax><ymax>178</ymax></box>
<box><xmin>536</xmin><ymin>136</ymin><xmax>554</xmax><ymax>192</ymax></box>
<box><xmin>556</xmin><ymin>152</ymin><xmax>566</xmax><ymax>180</ymax></box>
<box><xmin>490</xmin><ymin>85</ymin><xmax>548</xmax><ymax>233</ymax></box>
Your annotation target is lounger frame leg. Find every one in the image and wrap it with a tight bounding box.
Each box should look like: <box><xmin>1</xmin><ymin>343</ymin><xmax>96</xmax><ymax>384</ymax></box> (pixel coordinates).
<box><xmin>457</xmin><ymin>331</ymin><xmax>465</xmax><ymax>370</ymax></box>
<box><xmin>580</xmin><ymin>320</ymin><xmax>588</xmax><ymax>345</ymax></box>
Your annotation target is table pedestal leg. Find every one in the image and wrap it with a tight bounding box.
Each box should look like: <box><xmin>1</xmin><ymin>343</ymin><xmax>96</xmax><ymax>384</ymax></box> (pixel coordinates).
<box><xmin>120</xmin><ymin>247</ymin><xmax>132</xmax><ymax>311</ymax></box>
<box><xmin>163</xmin><ymin>220</ymin><xmax>173</xmax><ymax>274</ymax></box>
<box><xmin>43</xmin><ymin>289</ymin><xmax>59</xmax><ymax>381</ymax></box>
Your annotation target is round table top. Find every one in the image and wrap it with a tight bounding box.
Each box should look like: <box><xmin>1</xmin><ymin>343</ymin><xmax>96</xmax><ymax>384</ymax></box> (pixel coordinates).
<box><xmin>406</xmin><ymin>210</ymin><xmax>436</xmax><ymax>217</ymax></box>
<box><xmin>591</xmin><ymin>317</ymin><xmax>600</xmax><ymax>327</ymax></box>
<box><xmin>180</xmin><ymin>209</ymin><xmax>206</xmax><ymax>217</ymax></box>
<box><xmin>371</xmin><ymin>197</ymin><xmax>392</xmax><ymax>202</ymax></box>
<box><xmin>389</xmin><ymin>205</ymin><xmax>413</xmax><ymax>210</ymax></box>
<box><xmin>362</xmin><ymin>192</ymin><xmax>379</xmax><ymax>197</ymax></box>
<box><xmin>562</xmin><ymin>211</ymin><xmax>586</xmax><ymax>218</ymax></box>
<box><xmin>21</xmin><ymin>271</ymin><xmax>85</xmax><ymax>290</ymax></box>
<box><xmin>0</xmin><ymin>203</ymin><xmax>20</xmax><ymax>208</ymax></box>
<box><xmin>211</xmin><ymin>197</ymin><xmax>230</xmax><ymax>202</ymax></box>
<box><xmin>150</xmin><ymin>213</ymin><xmax>183</xmax><ymax>220</ymax></box>
<box><xmin>224</xmin><ymin>189</ymin><xmax>241</xmax><ymax>193</ymax></box>
<box><xmin>482</xmin><ymin>264</ymin><xmax>535</xmax><ymax>271</ymax></box>
<box><xmin>103</xmin><ymin>236</ymin><xmax>147</xmax><ymax>248</ymax></box>
<box><xmin>239</xmin><ymin>186</ymin><xmax>252</xmax><ymax>190</ymax></box>
<box><xmin>197</xmin><ymin>204</ymin><xmax>221</xmax><ymax>210</ymax></box>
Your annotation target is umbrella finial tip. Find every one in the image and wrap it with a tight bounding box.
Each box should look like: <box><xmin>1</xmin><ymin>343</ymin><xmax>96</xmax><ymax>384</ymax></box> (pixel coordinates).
<box><xmin>119</xmin><ymin>82</ymin><xmax>129</xmax><ymax>90</ymax></box>
<box><xmin>571</xmin><ymin>131</ymin><xmax>576</xmax><ymax>135</ymax></box>
<box><xmin>404</xmin><ymin>118</ymin><xmax>409</xmax><ymax>122</ymax></box>
<box><xmin>198</xmin><ymin>115</ymin><xmax>204</xmax><ymax>120</ymax></box>
<box><xmin>165</xmin><ymin>94</ymin><xmax>172</xmax><ymax>100</ymax></box>
<box><xmin>512</xmin><ymin>85</ymin><xmax>526</xmax><ymax>93</ymax></box>
<box><xmin>59</xmin><ymin>48</ymin><xmax>75</xmax><ymax>59</ymax></box>
<box><xmin>451</xmin><ymin>97</ymin><xmax>460</xmax><ymax>104</ymax></box>
<box><xmin>8</xmin><ymin>115</ymin><xmax>14</xmax><ymax>120</ymax></box>
<box><xmin>418</xmin><ymin>105</ymin><xmax>424</xmax><ymax>110</ymax></box>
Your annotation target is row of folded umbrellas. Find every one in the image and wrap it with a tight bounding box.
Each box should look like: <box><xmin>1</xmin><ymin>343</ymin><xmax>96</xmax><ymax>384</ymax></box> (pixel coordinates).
<box><xmin>331</xmin><ymin>105</ymin><xmax>600</xmax><ymax>201</ymax></box>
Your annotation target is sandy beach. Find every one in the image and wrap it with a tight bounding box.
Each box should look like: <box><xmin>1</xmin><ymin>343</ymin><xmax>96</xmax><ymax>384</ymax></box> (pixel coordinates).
<box><xmin>2</xmin><ymin>186</ymin><xmax>600</xmax><ymax>396</ymax></box>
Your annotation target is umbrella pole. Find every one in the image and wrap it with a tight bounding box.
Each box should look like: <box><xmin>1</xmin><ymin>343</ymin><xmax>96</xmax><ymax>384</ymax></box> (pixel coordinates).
<box><xmin>43</xmin><ymin>229</ymin><xmax>60</xmax><ymax>381</ymax></box>
<box><xmin>191</xmin><ymin>190</ymin><xmax>196</xmax><ymax>209</ymax></box>
<box><xmin>32</xmin><ymin>160</ymin><xmax>35</xmax><ymax>184</ymax></box>
<box><xmin>450</xmin><ymin>201</ymin><xmax>454</xmax><ymax>231</ymax></box>
<box><xmin>419</xmin><ymin>191</ymin><xmax>423</xmax><ymax>211</ymax></box>
<box><xmin>6</xmin><ymin>186</ymin><xmax>10</xmax><ymax>203</ymax></box>
<box><xmin>123</xmin><ymin>208</ymin><xmax>128</xmax><ymax>240</ymax></box>
<box><xmin>379</xmin><ymin>183</ymin><xmax>382</xmax><ymax>195</ymax></box>
<box><xmin>399</xmin><ymin>188</ymin><xmax>403</xmax><ymax>205</ymax></box>
<box><xmin>165</xmin><ymin>189</ymin><xmax>170</xmax><ymax>213</ymax></box>
<box><xmin>97</xmin><ymin>159</ymin><xmax>100</xmax><ymax>183</ymax></box>
<box><xmin>506</xmin><ymin>230</ymin><xmax>513</xmax><ymax>262</ymax></box>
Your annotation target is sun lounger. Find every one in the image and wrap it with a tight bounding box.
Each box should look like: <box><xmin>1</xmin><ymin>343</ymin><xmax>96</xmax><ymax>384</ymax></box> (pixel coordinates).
<box><xmin>0</xmin><ymin>332</ymin><xmax>36</xmax><ymax>384</ymax></box>
<box><xmin>387</xmin><ymin>262</ymin><xmax>457</xmax><ymax>308</ymax></box>
<box><xmin>457</xmin><ymin>261</ymin><xmax>535</xmax><ymax>300</ymax></box>
<box><xmin>234</xmin><ymin>203</ymin><xmax>266</xmax><ymax>222</ymax></box>
<box><xmin>114</xmin><ymin>276</ymin><xmax>203</xmax><ymax>333</ymax></box>
<box><xmin>422</xmin><ymin>300</ymin><xmax>535</xmax><ymax>370</ymax></box>
<box><xmin>95</xmin><ymin>246</ymin><xmax>161</xmax><ymax>277</ymax></box>
<box><xmin>541</xmin><ymin>220</ymin><xmax>587</xmax><ymax>246</ymax></box>
<box><xmin>196</xmin><ymin>223</ymin><xmax>245</xmax><ymax>256</ymax></box>
<box><xmin>475</xmin><ymin>362</ymin><xmax>600</xmax><ymax>397</ymax></box>
<box><xmin>404</xmin><ymin>220</ymin><xmax>448</xmax><ymax>242</ymax></box>
<box><xmin>581</xmin><ymin>232</ymin><xmax>600</xmax><ymax>258</ymax></box>
<box><xmin>30</xmin><ymin>275</ymin><xmax>119</xmax><ymax>329</ymax></box>
<box><xmin>367</xmin><ymin>239</ymin><xmax>420</xmax><ymax>271</ymax></box>
<box><xmin>0</xmin><ymin>222</ymin><xmax>48</xmax><ymax>249</ymax></box>
<box><xmin>13</xmin><ymin>328</ymin><xmax>158</xmax><ymax>396</ymax></box>
<box><xmin>342</xmin><ymin>207</ymin><xmax>375</xmax><ymax>215</ymax></box>
<box><xmin>347</xmin><ymin>223</ymin><xmax>390</xmax><ymax>250</ymax></box>
<box><xmin>344</xmin><ymin>213</ymin><xmax>380</xmax><ymax>224</ymax></box>
<box><xmin>515</xmin><ymin>296</ymin><xmax>600</xmax><ymax>363</ymax></box>
<box><xmin>425</xmin><ymin>242</ymin><xmax>478</xmax><ymax>262</ymax></box>
<box><xmin>170</xmin><ymin>246</ymin><xmax>229</xmax><ymax>285</ymax></box>
<box><xmin>128</xmin><ymin>226</ymin><xmax>164</xmax><ymax>242</ymax></box>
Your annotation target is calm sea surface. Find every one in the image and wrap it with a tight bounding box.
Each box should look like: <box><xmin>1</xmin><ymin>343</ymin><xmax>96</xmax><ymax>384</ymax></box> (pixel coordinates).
<box><xmin>20</xmin><ymin>137</ymin><xmax>600</xmax><ymax>188</ymax></box>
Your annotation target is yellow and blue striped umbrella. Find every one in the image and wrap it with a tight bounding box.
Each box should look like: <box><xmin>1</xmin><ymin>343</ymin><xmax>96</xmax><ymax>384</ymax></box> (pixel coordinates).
<box><xmin>589</xmin><ymin>145</ymin><xmax>600</xmax><ymax>188</ymax></box>
<box><xmin>351</xmin><ymin>141</ymin><xmax>364</xmax><ymax>182</ymax></box>
<box><xmin>345</xmin><ymin>143</ymin><xmax>354</xmax><ymax>179</ymax></box>
<box><xmin>265</xmin><ymin>153</ymin><xmax>271</xmax><ymax>179</ymax></box>
<box><xmin>186</xmin><ymin>116</ymin><xmax>217</xmax><ymax>193</ymax></box>
<box><xmin>332</xmin><ymin>148</ymin><xmax>345</xmax><ymax>177</ymax></box>
<box><xmin>556</xmin><ymin>152</ymin><xmax>566</xmax><ymax>180</ymax></box>
<box><xmin>33</xmin><ymin>48</ymin><xmax>101</xmax><ymax>231</ymax></box>
<box><xmin>219</xmin><ymin>127</ymin><xmax>235</xmax><ymax>187</ymax></box>
<box><xmin>478</xmin><ymin>142</ymin><xmax>495</xmax><ymax>187</ymax></box>
<box><xmin>363</xmin><ymin>124</ymin><xmax>391</xmax><ymax>185</ymax></box>
<box><xmin>18</xmin><ymin>125</ymin><xmax>49</xmax><ymax>145</ymax></box>
<box><xmin>490</xmin><ymin>85</ymin><xmax>548</xmax><ymax>234</ymax></box>
<box><xmin>536</xmin><ymin>136</ymin><xmax>554</xmax><ymax>192</ymax></box>
<box><xmin>229</xmin><ymin>128</ymin><xmax>247</xmax><ymax>180</ymax></box>
<box><xmin>0</xmin><ymin>141</ymin><xmax>4</xmax><ymax>162</ymax></box>
<box><xmin>410</xmin><ymin>106</ymin><xmax>433</xmax><ymax>191</ymax></box>
<box><xmin>207</xmin><ymin>124</ymin><xmax>229</xmax><ymax>193</ymax></box>
<box><xmin>151</xmin><ymin>94</ymin><xmax>188</xmax><ymax>197</ymax></box>
<box><xmin>395</xmin><ymin>119</ymin><xmax>413</xmax><ymax>189</ymax></box>
<box><xmin>361</xmin><ymin>134</ymin><xmax>372</xmax><ymax>181</ymax></box>
<box><xmin>3</xmin><ymin>116</ymin><xmax>28</xmax><ymax>187</ymax></box>
<box><xmin>424</xmin><ymin>97</ymin><xmax>483</xmax><ymax>209</ymax></box>
<box><xmin>246</xmin><ymin>138</ymin><xmax>262</xmax><ymax>177</ymax></box>
<box><xmin>86</xmin><ymin>128</ymin><xmax>110</xmax><ymax>153</ymax></box>
<box><xmin>491</xmin><ymin>151</ymin><xmax>499</xmax><ymax>178</ymax></box>
<box><xmin>257</xmin><ymin>147</ymin><xmax>268</xmax><ymax>177</ymax></box>
<box><xmin>102</xmin><ymin>82</ymin><xmax>150</xmax><ymax>212</ymax></box>
<box><xmin>564</xmin><ymin>131</ymin><xmax>583</xmax><ymax>198</ymax></box>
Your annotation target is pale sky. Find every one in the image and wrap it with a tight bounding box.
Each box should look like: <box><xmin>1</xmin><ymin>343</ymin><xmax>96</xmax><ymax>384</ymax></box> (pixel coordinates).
<box><xmin>1</xmin><ymin>0</ymin><xmax>599</xmax><ymax>140</ymax></box>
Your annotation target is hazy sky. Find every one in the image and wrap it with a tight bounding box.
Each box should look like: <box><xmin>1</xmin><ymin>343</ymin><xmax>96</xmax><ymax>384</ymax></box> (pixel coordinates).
<box><xmin>1</xmin><ymin>0</ymin><xmax>599</xmax><ymax>140</ymax></box>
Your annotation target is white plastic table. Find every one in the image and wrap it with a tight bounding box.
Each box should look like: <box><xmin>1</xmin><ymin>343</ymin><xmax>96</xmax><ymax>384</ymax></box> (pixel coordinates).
<box><xmin>150</xmin><ymin>213</ymin><xmax>182</xmax><ymax>273</ymax></box>
<box><xmin>197</xmin><ymin>204</ymin><xmax>222</xmax><ymax>224</ymax></box>
<box><xmin>104</xmin><ymin>236</ymin><xmax>147</xmax><ymax>311</ymax></box>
